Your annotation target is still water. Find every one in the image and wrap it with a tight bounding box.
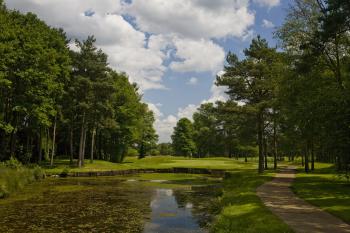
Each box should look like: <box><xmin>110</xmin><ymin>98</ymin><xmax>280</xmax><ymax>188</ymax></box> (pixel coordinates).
<box><xmin>0</xmin><ymin>174</ymin><xmax>221</xmax><ymax>233</ymax></box>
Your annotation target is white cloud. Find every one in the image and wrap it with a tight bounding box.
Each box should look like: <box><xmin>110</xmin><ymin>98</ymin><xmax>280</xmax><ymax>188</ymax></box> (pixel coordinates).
<box><xmin>170</xmin><ymin>38</ymin><xmax>225</xmax><ymax>74</ymax></box>
<box><xmin>204</xmin><ymin>84</ymin><xmax>229</xmax><ymax>104</ymax></box>
<box><xmin>5</xmin><ymin>0</ymin><xmax>258</xmax><ymax>91</ymax></box>
<box><xmin>155</xmin><ymin>82</ymin><xmax>228</xmax><ymax>142</ymax></box>
<box><xmin>253</xmin><ymin>0</ymin><xmax>280</xmax><ymax>8</ymax></box>
<box><xmin>262</xmin><ymin>19</ymin><xmax>275</xmax><ymax>28</ymax></box>
<box><xmin>5</xmin><ymin>0</ymin><xmax>167</xmax><ymax>91</ymax></box>
<box><xmin>155</xmin><ymin>115</ymin><xmax>178</xmax><ymax>143</ymax></box>
<box><xmin>147</xmin><ymin>102</ymin><xmax>164</xmax><ymax>118</ymax></box>
<box><xmin>187</xmin><ymin>77</ymin><xmax>198</xmax><ymax>85</ymax></box>
<box><xmin>6</xmin><ymin>0</ymin><xmax>259</xmax><ymax>142</ymax></box>
<box><xmin>125</xmin><ymin>0</ymin><xmax>254</xmax><ymax>39</ymax></box>
<box><xmin>177</xmin><ymin>104</ymin><xmax>198</xmax><ymax>120</ymax></box>
<box><xmin>151</xmin><ymin>102</ymin><xmax>198</xmax><ymax>142</ymax></box>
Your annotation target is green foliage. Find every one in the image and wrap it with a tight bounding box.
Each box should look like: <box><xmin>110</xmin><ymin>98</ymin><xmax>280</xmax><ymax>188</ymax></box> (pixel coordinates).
<box><xmin>171</xmin><ymin>118</ymin><xmax>196</xmax><ymax>156</ymax></box>
<box><xmin>135</xmin><ymin>106</ymin><xmax>158</xmax><ymax>159</ymax></box>
<box><xmin>157</xmin><ymin>143</ymin><xmax>174</xmax><ymax>155</ymax></box>
<box><xmin>0</xmin><ymin>5</ymin><xmax>158</xmax><ymax>166</ymax></box>
<box><xmin>0</xmin><ymin>163</ymin><xmax>45</xmax><ymax>199</ymax></box>
<box><xmin>4</xmin><ymin>157</ymin><xmax>22</xmax><ymax>169</ymax></box>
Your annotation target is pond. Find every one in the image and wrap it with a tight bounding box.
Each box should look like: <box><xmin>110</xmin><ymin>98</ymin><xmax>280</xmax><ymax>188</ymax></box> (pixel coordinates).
<box><xmin>0</xmin><ymin>173</ymin><xmax>222</xmax><ymax>233</ymax></box>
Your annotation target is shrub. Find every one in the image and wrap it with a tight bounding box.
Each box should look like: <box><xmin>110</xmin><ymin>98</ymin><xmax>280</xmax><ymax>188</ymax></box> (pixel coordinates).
<box><xmin>0</xmin><ymin>162</ymin><xmax>45</xmax><ymax>199</ymax></box>
<box><xmin>4</xmin><ymin>157</ymin><xmax>22</xmax><ymax>169</ymax></box>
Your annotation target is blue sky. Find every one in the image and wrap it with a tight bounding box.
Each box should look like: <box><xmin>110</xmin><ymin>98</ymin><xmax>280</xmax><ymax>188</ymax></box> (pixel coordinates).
<box><xmin>6</xmin><ymin>0</ymin><xmax>292</xmax><ymax>142</ymax></box>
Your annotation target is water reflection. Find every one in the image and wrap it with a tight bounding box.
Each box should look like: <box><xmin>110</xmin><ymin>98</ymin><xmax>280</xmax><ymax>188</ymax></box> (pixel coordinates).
<box><xmin>144</xmin><ymin>188</ymin><xmax>207</xmax><ymax>233</ymax></box>
<box><xmin>0</xmin><ymin>175</ymin><xmax>221</xmax><ymax>233</ymax></box>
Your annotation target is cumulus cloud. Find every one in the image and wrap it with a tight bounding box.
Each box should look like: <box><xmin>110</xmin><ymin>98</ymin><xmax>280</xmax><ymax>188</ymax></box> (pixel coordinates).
<box><xmin>5</xmin><ymin>0</ymin><xmax>260</xmax><ymax>142</ymax></box>
<box><xmin>253</xmin><ymin>0</ymin><xmax>280</xmax><ymax>8</ymax></box>
<box><xmin>147</xmin><ymin>102</ymin><xmax>164</xmax><ymax>119</ymax></box>
<box><xmin>187</xmin><ymin>77</ymin><xmax>198</xmax><ymax>85</ymax></box>
<box><xmin>5</xmin><ymin>0</ymin><xmax>167</xmax><ymax>91</ymax></box>
<box><xmin>155</xmin><ymin>81</ymin><xmax>228</xmax><ymax>142</ymax></box>
<box><xmin>262</xmin><ymin>19</ymin><xmax>275</xmax><ymax>28</ymax></box>
<box><xmin>150</xmin><ymin>102</ymin><xmax>198</xmax><ymax>142</ymax></box>
<box><xmin>125</xmin><ymin>0</ymin><xmax>254</xmax><ymax>39</ymax></box>
<box><xmin>155</xmin><ymin>115</ymin><xmax>178</xmax><ymax>143</ymax></box>
<box><xmin>177</xmin><ymin>104</ymin><xmax>198</xmax><ymax>120</ymax></box>
<box><xmin>170</xmin><ymin>38</ymin><xmax>225</xmax><ymax>74</ymax></box>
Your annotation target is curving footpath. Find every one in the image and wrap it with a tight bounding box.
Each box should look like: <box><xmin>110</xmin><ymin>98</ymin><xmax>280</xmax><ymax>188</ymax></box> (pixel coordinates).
<box><xmin>257</xmin><ymin>166</ymin><xmax>350</xmax><ymax>233</ymax></box>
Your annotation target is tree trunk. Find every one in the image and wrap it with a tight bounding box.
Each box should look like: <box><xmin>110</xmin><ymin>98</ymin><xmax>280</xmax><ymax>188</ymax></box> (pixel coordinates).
<box><xmin>301</xmin><ymin>153</ymin><xmax>304</xmax><ymax>167</ymax></box>
<box><xmin>38</xmin><ymin>129</ymin><xmax>42</xmax><ymax>163</ymax></box>
<box><xmin>70</xmin><ymin>127</ymin><xmax>74</xmax><ymax>164</ymax></box>
<box><xmin>258</xmin><ymin>112</ymin><xmax>264</xmax><ymax>173</ymax></box>
<box><xmin>78</xmin><ymin>113</ymin><xmax>85</xmax><ymax>168</ymax></box>
<box><xmin>46</xmin><ymin>127</ymin><xmax>50</xmax><ymax>161</ymax></box>
<box><xmin>50</xmin><ymin>116</ymin><xmax>57</xmax><ymax>166</ymax></box>
<box><xmin>311</xmin><ymin>139</ymin><xmax>315</xmax><ymax>171</ymax></box>
<box><xmin>82</xmin><ymin>127</ymin><xmax>87</xmax><ymax>166</ymax></box>
<box><xmin>264</xmin><ymin>136</ymin><xmax>268</xmax><ymax>170</ymax></box>
<box><xmin>305</xmin><ymin>145</ymin><xmax>309</xmax><ymax>173</ymax></box>
<box><xmin>98</xmin><ymin>131</ymin><xmax>102</xmax><ymax>160</ymax></box>
<box><xmin>90</xmin><ymin>127</ymin><xmax>96</xmax><ymax>163</ymax></box>
<box><xmin>273</xmin><ymin>118</ymin><xmax>278</xmax><ymax>170</ymax></box>
<box><xmin>9</xmin><ymin>129</ymin><xmax>16</xmax><ymax>158</ymax></box>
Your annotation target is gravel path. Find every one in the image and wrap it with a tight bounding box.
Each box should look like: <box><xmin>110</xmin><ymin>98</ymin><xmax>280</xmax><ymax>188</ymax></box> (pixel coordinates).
<box><xmin>257</xmin><ymin>167</ymin><xmax>350</xmax><ymax>233</ymax></box>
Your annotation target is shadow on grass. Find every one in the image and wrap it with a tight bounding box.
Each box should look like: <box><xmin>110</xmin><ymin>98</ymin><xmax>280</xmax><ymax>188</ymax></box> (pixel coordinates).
<box><xmin>211</xmin><ymin>169</ymin><xmax>294</xmax><ymax>233</ymax></box>
<box><xmin>293</xmin><ymin>170</ymin><xmax>350</xmax><ymax>224</ymax></box>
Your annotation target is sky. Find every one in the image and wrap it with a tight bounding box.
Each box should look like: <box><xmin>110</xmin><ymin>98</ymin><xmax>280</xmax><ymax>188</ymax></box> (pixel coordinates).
<box><xmin>5</xmin><ymin>0</ymin><xmax>292</xmax><ymax>142</ymax></box>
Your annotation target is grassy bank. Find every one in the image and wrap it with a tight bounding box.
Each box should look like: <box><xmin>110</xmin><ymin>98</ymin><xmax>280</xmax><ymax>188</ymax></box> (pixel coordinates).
<box><xmin>292</xmin><ymin>163</ymin><xmax>350</xmax><ymax>223</ymax></box>
<box><xmin>0</xmin><ymin>158</ymin><xmax>45</xmax><ymax>198</ymax></box>
<box><xmin>212</xmin><ymin>169</ymin><xmax>293</xmax><ymax>233</ymax></box>
<box><xmin>43</xmin><ymin>156</ymin><xmax>259</xmax><ymax>175</ymax></box>
<box><xmin>43</xmin><ymin>156</ymin><xmax>292</xmax><ymax>232</ymax></box>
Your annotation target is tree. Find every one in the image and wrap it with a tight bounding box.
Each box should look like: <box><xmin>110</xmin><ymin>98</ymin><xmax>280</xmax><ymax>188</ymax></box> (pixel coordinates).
<box><xmin>193</xmin><ymin>103</ymin><xmax>219</xmax><ymax>157</ymax></box>
<box><xmin>136</xmin><ymin>105</ymin><xmax>158</xmax><ymax>159</ymax></box>
<box><xmin>0</xmin><ymin>6</ymin><xmax>71</xmax><ymax>163</ymax></box>
<box><xmin>171</xmin><ymin>118</ymin><xmax>196</xmax><ymax>156</ymax></box>
<box><xmin>217</xmin><ymin>36</ymin><xmax>282</xmax><ymax>173</ymax></box>
<box><xmin>158</xmin><ymin>143</ymin><xmax>173</xmax><ymax>155</ymax></box>
<box><xmin>69</xmin><ymin>36</ymin><xmax>109</xmax><ymax>167</ymax></box>
<box><xmin>276</xmin><ymin>0</ymin><xmax>350</xmax><ymax>173</ymax></box>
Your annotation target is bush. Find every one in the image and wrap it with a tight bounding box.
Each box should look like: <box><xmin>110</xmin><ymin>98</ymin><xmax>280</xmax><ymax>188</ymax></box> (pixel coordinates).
<box><xmin>60</xmin><ymin>167</ymin><xmax>70</xmax><ymax>178</ymax></box>
<box><xmin>0</xmin><ymin>184</ymin><xmax>9</xmax><ymax>198</ymax></box>
<box><xmin>127</xmin><ymin>148</ymin><xmax>139</xmax><ymax>157</ymax></box>
<box><xmin>4</xmin><ymin>157</ymin><xmax>22</xmax><ymax>169</ymax></box>
<box><xmin>0</xmin><ymin>162</ymin><xmax>45</xmax><ymax>199</ymax></box>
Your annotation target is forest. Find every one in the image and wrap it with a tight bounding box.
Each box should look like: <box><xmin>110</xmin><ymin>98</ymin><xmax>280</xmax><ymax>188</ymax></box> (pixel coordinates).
<box><xmin>0</xmin><ymin>1</ymin><xmax>158</xmax><ymax>167</ymax></box>
<box><xmin>1</xmin><ymin>0</ymin><xmax>350</xmax><ymax>233</ymax></box>
<box><xmin>171</xmin><ymin>0</ymin><xmax>350</xmax><ymax>174</ymax></box>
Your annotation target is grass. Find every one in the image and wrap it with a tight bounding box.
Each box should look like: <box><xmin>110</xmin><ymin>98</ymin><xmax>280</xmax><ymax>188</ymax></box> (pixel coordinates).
<box><xmin>292</xmin><ymin>162</ymin><xmax>350</xmax><ymax>224</ymax></box>
<box><xmin>211</xmin><ymin>169</ymin><xmax>293</xmax><ymax>233</ymax></box>
<box><xmin>16</xmin><ymin>155</ymin><xmax>350</xmax><ymax>233</ymax></box>
<box><xmin>43</xmin><ymin>156</ymin><xmax>259</xmax><ymax>174</ymax></box>
<box><xmin>0</xmin><ymin>163</ymin><xmax>45</xmax><ymax>198</ymax></box>
<box><xmin>36</xmin><ymin>156</ymin><xmax>293</xmax><ymax>232</ymax></box>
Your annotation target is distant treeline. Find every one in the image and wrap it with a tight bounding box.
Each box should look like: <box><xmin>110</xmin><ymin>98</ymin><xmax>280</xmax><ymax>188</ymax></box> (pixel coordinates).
<box><xmin>171</xmin><ymin>0</ymin><xmax>350</xmax><ymax>174</ymax></box>
<box><xmin>0</xmin><ymin>2</ymin><xmax>158</xmax><ymax>166</ymax></box>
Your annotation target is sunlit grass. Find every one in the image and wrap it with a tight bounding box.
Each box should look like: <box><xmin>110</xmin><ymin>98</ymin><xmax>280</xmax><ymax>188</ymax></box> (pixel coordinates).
<box><xmin>43</xmin><ymin>156</ymin><xmax>260</xmax><ymax>174</ymax></box>
<box><xmin>212</xmin><ymin>169</ymin><xmax>293</xmax><ymax>233</ymax></box>
<box><xmin>292</xmin><ymin>162</ymin><xmax>350</xmax><ymax>224</ymax></box>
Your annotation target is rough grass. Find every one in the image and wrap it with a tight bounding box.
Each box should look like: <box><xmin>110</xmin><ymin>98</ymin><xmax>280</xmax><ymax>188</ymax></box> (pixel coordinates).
<box><xmin>211</xmin><ymin>169</ymin><xmax>294</xmax><ymax>233</ymax></box>
<box><xmin>0</xmin><ymin>164</ymin><xmax>44</xmax><ymax>198</ymax></box>
<box><xmin>292</xmin><ymin>162</ymin><xmax>350</xmax><ymax>224</ymax></box>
